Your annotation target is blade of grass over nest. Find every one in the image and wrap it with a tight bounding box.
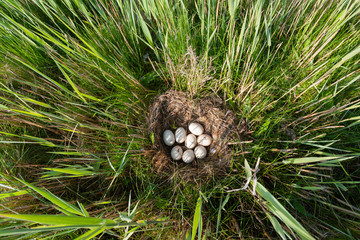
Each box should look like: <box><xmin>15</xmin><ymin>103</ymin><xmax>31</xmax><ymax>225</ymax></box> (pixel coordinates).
<box><xmin>256</xmin><ymin>183</ymin><xmax>315</xmax><ymax>240</ymax></box>
<box><xmin>17</xmin><ymin>179</ymin><xmax>84</xmax><ymax>216</ymax></box>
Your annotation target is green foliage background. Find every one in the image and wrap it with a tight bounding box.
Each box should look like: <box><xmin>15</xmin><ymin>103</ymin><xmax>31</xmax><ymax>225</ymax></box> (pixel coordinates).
<box><xmin>0</xmin><ymin>0</ymin><xmax>359</xmax><ymax>239</ymax></box>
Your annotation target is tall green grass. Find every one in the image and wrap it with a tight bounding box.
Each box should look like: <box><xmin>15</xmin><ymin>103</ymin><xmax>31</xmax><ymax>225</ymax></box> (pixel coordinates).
<box><xmin>0</xmin><ymin>0</ymin><xmax>359</xmax><ymax>239</ymax></box>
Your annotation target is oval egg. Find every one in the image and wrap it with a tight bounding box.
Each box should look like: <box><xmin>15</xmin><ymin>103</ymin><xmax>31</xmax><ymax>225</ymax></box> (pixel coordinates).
<box><xmin>194</xmin><ymin>145</ymin><xmax>207</xmax><ymax>159</ymax></box>
<box><xmin>188</xmin><ymin>122</ymin><xmax>204</xmax><ymax>136</ymax></box>
<box><xmin>171</xmin><ymin>146</ymin><xmax>183</xmax><ymax>161</ymax></box>
<box><xmin>185</xmin><ymin>134</ymin><xmax>197</xmax><ymax>149</ymax></box>
<box><xmin>197</xmin><ymin>134</ymin><xmax>212</xmax><ymax>146</ymax></box>
<box><xmin>175</xmin><ymin>127</ymin><xmax>186</xmax><ymax>143</ymax></box>
<box><xmin>182</xmin><ymin>149</ymin><xmax>195</xmax><ymax>163</ymax></box>
<box><xmin>163</xmin><ymin>129</ymin><xmax>175</xmax><ymax>146</ymax></box>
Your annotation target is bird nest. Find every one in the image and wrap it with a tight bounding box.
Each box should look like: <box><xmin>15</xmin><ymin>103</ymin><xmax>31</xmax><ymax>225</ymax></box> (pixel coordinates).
<box><xmin>147</xmin><ymin>90</ymin><xmax>241</xmax><ymax>180</ymax></box>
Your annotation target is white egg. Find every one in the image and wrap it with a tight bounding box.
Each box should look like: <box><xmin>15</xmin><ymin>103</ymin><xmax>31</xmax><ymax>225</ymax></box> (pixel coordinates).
<box><xmin>197</xmin><ymin>134</ymin><xmax>212</xmax><ymax>146</ymax></box>
<box><xmin>182</xmin><ymin>149</ymin><xmax>195</xmax><ymax>163</ymax></box>
<box><xmin>194</xmin><ymin>146</ymin><xmax>207</xmax><ymax>159</ymax></box>
<box><xmin>188</xmin><ymin>122</ymin><xmax>204</xmax><ymax>136</ymax></box>
<box><xmin>163</xmin><ymin>130</ymin><xmax>175</xmax><ymax>146</ymax></box>
<box><xmin>185</xmin><ymin>134</ymin><xmax>197</xmax><ymax>149</ymax></box>
<box><xmin>171</xmin><ymin>146</ymin><xmax>183</xmax><ymax>161</ymax></box>
<box><xmin>175</xmin><ymin>127</ymin><xmax>186</xmax><ymax>143</ymax></box>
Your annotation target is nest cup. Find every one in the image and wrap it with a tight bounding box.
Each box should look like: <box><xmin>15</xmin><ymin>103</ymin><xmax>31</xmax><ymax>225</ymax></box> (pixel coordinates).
<box><xmin>147</xmin><ymin>90</ymin><xmax>239</xmax><ymax>180</ymax></box>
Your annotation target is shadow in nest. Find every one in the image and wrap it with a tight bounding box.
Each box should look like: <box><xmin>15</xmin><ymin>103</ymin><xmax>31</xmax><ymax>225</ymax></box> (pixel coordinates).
<box><xmin>147</xmin><ymin>90</ymin><xmax>246</xmax><ymax>181</ymax></box>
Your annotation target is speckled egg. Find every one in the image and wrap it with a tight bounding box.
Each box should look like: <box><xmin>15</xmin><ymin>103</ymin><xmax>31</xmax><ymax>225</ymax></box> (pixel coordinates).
<box><xmin>171</xmin><ymin>146</ymin><xmax>183</xmax><ymax>161</ymax></box>
<box><xmin>197</xmin><ymin>134</ymin><xmax>212</xmax><ymax>147</ymax></box>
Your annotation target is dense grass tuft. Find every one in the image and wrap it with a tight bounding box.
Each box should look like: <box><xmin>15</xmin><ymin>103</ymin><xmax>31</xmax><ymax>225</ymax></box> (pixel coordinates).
<box><xmin>0</xmin><ymin>0</ymin><xmax>359</xmax><ymax>239</ymax></box>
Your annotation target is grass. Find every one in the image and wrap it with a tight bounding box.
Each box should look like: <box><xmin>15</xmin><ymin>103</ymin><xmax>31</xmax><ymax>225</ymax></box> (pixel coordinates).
<box><xmin>0</xmin><ymin>0</ymin><xmax>359</xmax><ymax>239</ymax></box>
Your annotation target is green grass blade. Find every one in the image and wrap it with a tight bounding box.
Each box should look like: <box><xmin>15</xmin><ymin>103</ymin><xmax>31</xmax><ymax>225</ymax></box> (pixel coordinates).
<box><xmin>78</xmin><ymin>202</ymin><xmax>90</xmax><ymax>217</ymax></box>
<box><xmin>191</xmin><ymin>196</ymin><xmax>202</xmax><ymax>240</ymax></box>
<box><xmin>244</xmin><ymin>159</ymin><xmax>252</xmax><ymax>179</ymax></box>
<box><xmin>266</xmin><ymin>212</ymin><xmax>288</xmax><ymax>240</ymax></box>
<box><xmin>42</xmin><ymin>168</ymin><xmax>93</xmax><ymax>177</ymax></box>
<box><xmin>0</xmin><ymin>226</ymin><xmax>79</xmax><ymax>237</ymax></box>
<box><xmin>17</xmin><ymin>179</ymin><xmax>84</xmax><ymax>216</ymax></box>
<box><xmin>0</xmin><ymin>190</ymin><xmax>30</xmax><ymax>199</ymax></box>
<box><xmin>264</xmin><ymin>18</ymin><xmax>271</xmax><ymax>47</ymax></box>
<box><xmin>0</xmin><ymin>214</ymin><xmax>115</xmax><ymax>226</ymax></box>
<box><xmin>10</xmin><ymin>57</ymin><xmax>72</xmax><ymax>96</ymax></box>
<box><xmin>283</xmin><ymin>155</ymin><xmax>357</xmax><ymax>164</ymax></box>
<box><xmin>256</xmin><ymin>183</ymin><xmax>315</xmax><ymax>240</ymax></box>
<box><xmin>74</xmin><ymin>226</ymin><xmax>106</xmax><ymax>240</ymax></box>
<box><xmin>11</xmin><ymin>109</ymin><xmax>46</xmax><ymax>118</ymax></box>
<box><xmin>54</xmin><ymin>61</ymin><xmax>87</xmax><ymax>103</ymax></box>
<box><xmin>22</xmin><ymin>97</ymin><xmax>52</xmax><ymax>109</ymax></box>
<box><xmin>0</xmin><ymin>132</ymin><xmax>56</xmax><ymax>147</ymax></box>
<box><xmin>46</xmin><ymin>152</ymin><xmax>85</xmax><ymax>156</ymax></box>
<box><xmin>215</xmin><ymin>193</ymin><xmax>230</xmax><ymax>238</ymax></box>
<box><xmin>228</xmin><ymin>0</ymin><xmax>240</xmax><ymax>19</ymax></box>
<box><xmin>331</xmin><ymin>45</ymin><xmax>360</xmax><ymax>70</ymax></box>
<box><xmin>136</xmin><ymin>9</ymin><xmax>153</xmax><ymax>47</ymax></box>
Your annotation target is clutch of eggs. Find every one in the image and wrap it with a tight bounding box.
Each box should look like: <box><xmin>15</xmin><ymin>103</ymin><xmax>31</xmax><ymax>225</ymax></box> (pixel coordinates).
<box><xmin>163</xmin><ymin>122</ymin><xmax>213</xmax><ymax>163</ymax></box>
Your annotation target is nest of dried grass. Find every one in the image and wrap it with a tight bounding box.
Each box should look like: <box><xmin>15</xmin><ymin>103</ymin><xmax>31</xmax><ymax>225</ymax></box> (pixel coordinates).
<box><xmin>147</xmin><ymin>90</ymin><xmax>242</xmax><ymax>180</ymax></box>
